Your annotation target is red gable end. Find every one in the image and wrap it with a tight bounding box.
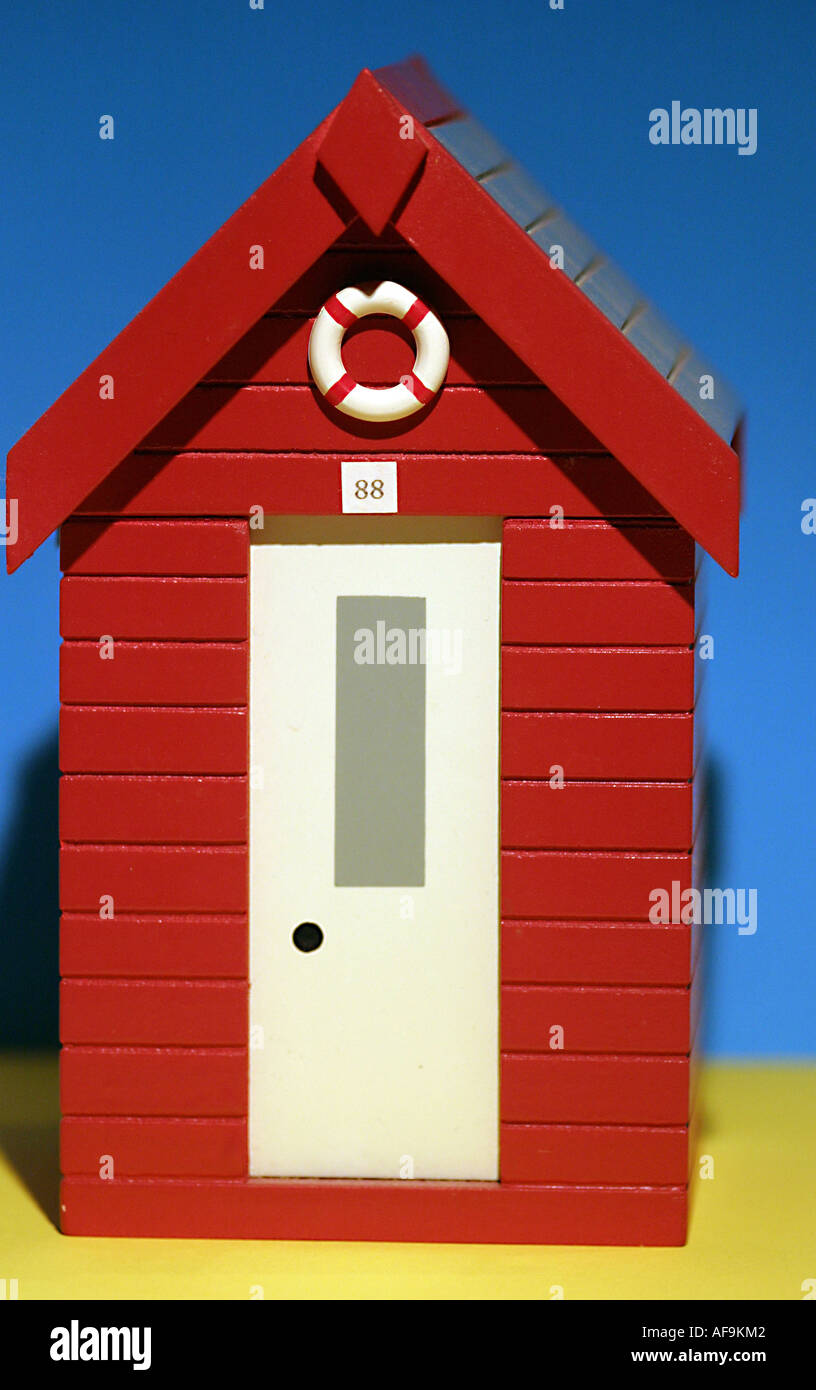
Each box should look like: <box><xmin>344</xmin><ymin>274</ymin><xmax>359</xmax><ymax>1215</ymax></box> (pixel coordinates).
<box><xmin>6</xmin><ymin>57</ymin><xmax>742</xmax><ymax>574</ymax></box>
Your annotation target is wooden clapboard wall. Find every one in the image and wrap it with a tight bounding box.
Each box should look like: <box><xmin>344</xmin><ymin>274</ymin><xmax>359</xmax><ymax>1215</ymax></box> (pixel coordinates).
<box><xmin>58</xmin><ymin>223</ymin><xmax>695</xmax><ymax>1243</ymax></box>
<box><xmin>74</xmin><ymin>235</ymin><xmax>662</xmax><ymax>525</ymax></box>
<box><xmin>59</xmin><ymin>518</ymin><xmax>250</xmax><ymax>1178</ymax></box>
<box><xmin>500</xmin><ymin>518</ymin><xmax>699</xmax><ymax>1190</ymax></box>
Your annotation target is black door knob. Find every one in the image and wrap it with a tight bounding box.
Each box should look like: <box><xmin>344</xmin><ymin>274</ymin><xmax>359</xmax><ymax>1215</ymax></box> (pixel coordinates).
<box><xmin>292</xmin><ymin>922</ymin><xmax>324</xmax><ymax>953</ymax></box>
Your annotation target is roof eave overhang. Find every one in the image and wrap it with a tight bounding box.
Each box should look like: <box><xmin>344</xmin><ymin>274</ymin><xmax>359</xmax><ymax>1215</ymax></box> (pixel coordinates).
<box><xmin>380</xmin><ymin>101</ymin><xmax>740</xmax><ymax>574</ymax></box>
<box><xmin>6</xmin><ymin>60</ymin><xmax>741</xmax><ymax>576</ymax></box>
<box><xmin>5</xmin><ymin>109</ymin><xmax>353</xmax><ymax>573</ymax></box>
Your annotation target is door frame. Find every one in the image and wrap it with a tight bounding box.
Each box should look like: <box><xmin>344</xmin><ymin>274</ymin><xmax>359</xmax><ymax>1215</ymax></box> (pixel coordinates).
<box><xmin>247</xmin><ymin>516</ymin><xmax>502</xmax><ymax>1181</ymax></box>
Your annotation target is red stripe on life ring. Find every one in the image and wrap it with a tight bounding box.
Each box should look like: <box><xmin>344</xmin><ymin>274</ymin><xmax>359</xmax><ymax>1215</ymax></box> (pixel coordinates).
<box><xmin>324</xmin><ymin>294</ymin><xmax>358</xmax><ymax>330</ymax></box>
<box><xmin>401</xmin><ymin>297</ymin><xmax>429</xmax><ymax>332</ymax></box>
<box><xmin>406</xmin><ymin>371</ymin><xmax>435</xmax><ymax>405</ymax></box>
<box><xmin>324</xmin><ymin>372</ymin><xmax>356</xmax><ymax>407</ymax></box>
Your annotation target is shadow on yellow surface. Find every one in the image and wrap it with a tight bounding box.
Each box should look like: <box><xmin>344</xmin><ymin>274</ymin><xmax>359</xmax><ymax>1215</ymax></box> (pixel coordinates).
<box><xmin>0</xmin><ymin>1053</ymin><xmax>813</xmax><ymax>1299</ymax></box>
<box><xmin>1</xmin><ymin>1053</ymin><xmax>60</xmax><ymax>1228</ymax></box>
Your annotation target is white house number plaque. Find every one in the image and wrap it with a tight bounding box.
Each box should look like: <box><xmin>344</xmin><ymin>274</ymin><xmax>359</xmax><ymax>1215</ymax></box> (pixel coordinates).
<box><xmin>341</xmin><ymin>460</ymin><xmax>398</xmax><ymax>514</ymax></box>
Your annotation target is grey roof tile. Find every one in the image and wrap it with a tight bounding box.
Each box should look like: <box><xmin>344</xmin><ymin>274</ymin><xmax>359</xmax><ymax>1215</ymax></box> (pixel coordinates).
<box><xmin>579</xmin><ymin>261</ymin><xmax>643</xmax><ymax>330</ymax></box>
<box><xmin>671</xmin><ymin>353</ymin><xmax>742</xmax><ymax>442</ymax></box>
<box><xmin>432</xmin><ymin>115</ymin><xmax>510</xmax><ymax>178</ymax></box>
<box><xmin>427</xmin><ymin>112</ymin><xmax>741</xmax><ymax>434</ymax></box>
<box><xmin>624</xmin><ymin>306</ymin><xmax>689</xmax><ymax>378</ymax></box>
<box><xmin>529</xmin><ymin>212</ymin><xmax>598</xmax><ymax>280</ymax></box>
<box><xmin>479</xmin><ymin>165</ymin><xmax>557</xmax><ymax>229</ymax></box>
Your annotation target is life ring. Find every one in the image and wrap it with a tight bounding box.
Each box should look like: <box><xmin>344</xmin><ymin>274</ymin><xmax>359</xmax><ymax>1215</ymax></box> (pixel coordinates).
<box><xmin>308</xmin><ymin>281</ymin><xmax>449</xmax><ymax>422</ymax></box>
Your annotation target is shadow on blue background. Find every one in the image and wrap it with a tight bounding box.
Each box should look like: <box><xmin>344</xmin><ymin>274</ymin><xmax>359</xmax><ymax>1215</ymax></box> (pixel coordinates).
<box><xmin>698</xmin><ymin>756</ymin><xmax>723</xmax><ymax>1064</ymax></box>
<box><xmin>0</xmin><ymin>728</ymin><xmax>59</xmax><ymax>1046</ymax></box>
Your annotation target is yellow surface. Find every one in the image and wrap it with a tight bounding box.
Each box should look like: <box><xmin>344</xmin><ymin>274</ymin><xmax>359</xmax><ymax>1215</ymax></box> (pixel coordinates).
<box><xmin>0</xmin><ymin>1055</ymin><xmax>813</xmax><ymax>1299</ymax></box>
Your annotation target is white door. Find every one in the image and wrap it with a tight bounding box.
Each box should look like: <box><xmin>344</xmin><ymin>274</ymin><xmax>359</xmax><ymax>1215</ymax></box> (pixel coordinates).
<box><xmin>249</xmin><ymin>519</ymin><xmax>500</xmax><ymax>1181</ymax></box>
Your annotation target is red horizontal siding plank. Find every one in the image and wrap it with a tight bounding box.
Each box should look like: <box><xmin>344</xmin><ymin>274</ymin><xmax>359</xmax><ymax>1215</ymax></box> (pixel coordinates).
<box><xmin>501</xmin><ymin>921</ymin><xmax>693</xmax><ymax>986</ymax></box>
<box><xmin>501</xmin><ymin>984</ymin><xmax>690</xmax><ymax>1053</ymax></box>
<box><xmin>206</xmin><ymin>314</ymin><xmax>538</xmax><ymax>386</ymax></box>
<box><xmin>60</xmin><ymin>775</ymin><xmax>247</xmax><ymax>844</ymax></box>
<box><xmin>501</xmin><ymin>647</ymin><xmax>693</xmax><ymax>712</ymax></box>
<box><xmin>502</xmin><ymin>520</ymin><xmax>695</xmax><ymax>581</ymax></box>
<box><xmin>59</xmin><ymin>1175</ymin><xmax>686</xmax><ymax>1244</ymax></box>
<box><xmin>61</xmin><ymin>577</ymin><xmax>247</xmax><ymax>640</ymax></box>
<box><xmin>142</xmin><ymin>385</ymin><xmax>599</xmax><ymax>455</ymax></box>
<box><xmin>78</xmin><ymin>453</ymin><xmax>669</xmax><ymax>520</ymax></box>
<box><xmin>60</xmin><ymin>519</ymin><xmax>248</xmax><ymax>576</ymax></box>
<box><xmin>61</xmin><ymin>980</ymin><xmax>247</xmax><ymax>1046</ymax></box>
<box><xmin>60</xmin><ymin>845</ymin><xmax>247</xmax><ymax>913</ymax></box>
<box><xmin>500</xmin><ymin>1123</ymin><xmax>688</xmax><ymax>1186</ymax></box>
<box><xmin>60</xmin><ymin>708</ymin><xmax>247</xmax><ymax>774</ymax></box>
<box><xmin>502</xmin><ymin>712</ymin><xmax>694</xmax><ymax>780</ymax></box>
<box><xmin>61</xmin><ymin>1116</ymin><xmax>247</xmax><ymax>1177</ymax></box>
<box><xmin>60</xmin><ymin>914</ymin><xmax>247</xmax><ymax>979</ymax></box>
<box><xmin>502</xmin><ymin>581</ymin><xmax>694</xmax><ymax>645</ymax></box>
<box><xmin>60</xmin><ymin>642</ymin><xmax>248</xmax><ymax>707</ymax></box>
<box><xmin>501</xmin><ymin>1054</ymin><xmax>689</xmax><ymax>1124</ymax></box>
<box><xmin>60</xmin><ymin>1047</ymin><xmax>246</xmax><ymax>1116</ymax></box>
<box><xmin>501</xmin><ymin>851</ymin><xmax>691</xmax><ymax>920</ymax></box>
<box><xmin>502</xmin><ymin>780</ymin><xmax>693</xmax><ymax>850</ymax></box>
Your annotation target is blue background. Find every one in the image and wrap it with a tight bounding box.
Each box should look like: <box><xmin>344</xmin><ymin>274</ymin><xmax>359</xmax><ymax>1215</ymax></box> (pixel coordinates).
<box><xmin>2</xmin><ymin>0</ymin><xmax>813</xmax><ymax>1053</ymax></box>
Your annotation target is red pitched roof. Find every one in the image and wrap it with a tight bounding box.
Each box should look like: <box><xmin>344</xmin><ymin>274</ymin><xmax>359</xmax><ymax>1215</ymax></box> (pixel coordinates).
<box><xmin>6</xmin><ymin>57</ymin><xmax>742</xmax><ymax>574</ymax></box>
